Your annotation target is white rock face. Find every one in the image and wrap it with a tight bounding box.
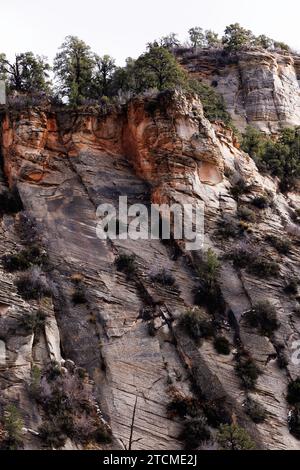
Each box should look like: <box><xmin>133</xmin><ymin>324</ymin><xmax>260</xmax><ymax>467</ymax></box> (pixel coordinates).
<box><xmin>177</xmin><ymin>49</ymin><xmax>300</xmax><ymax>132</ymax></box>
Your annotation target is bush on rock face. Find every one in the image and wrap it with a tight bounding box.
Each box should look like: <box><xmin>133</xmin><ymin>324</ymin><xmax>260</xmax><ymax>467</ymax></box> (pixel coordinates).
<box><xmin>149</xmin><ymin>267</ymin><xmax>176</xmax><ymax>287</ymax></box>
<box><xmin>217</xmin><ymin>424</ymin><xmax>256</xmax><ymax>450</ymax></box>
<box><xmin>235</xmin><ymin>353</ymin><xmax>261</xmax><ymax>390</ymax></box>
<box><xmin>15</xmin><ymin>267</ymin><xmax>52</xmax><ymax>300</ymax></box>
<box><xmin>246</xmin><ymin>301</ymin><xmax>279</xmax><ymax>336</ymax></box>
<box><xmin>213</xmin><ymin>336</ymin><xmax>231</xmax><ymax>355</ymax></box>
<box><xmin>244</xmin><ymin>398</ymin><xmax>267</xmax><ymax>424</ymax></box>
<box><xmin>180</xmin><ymin>416</ymin><xmax>211</xmax><ymax>449</ymax></box>
<box><xmin>115</xmin><ymin>253</ymin><xmax>137</xmax><ymax>277</ymax></box>
<box><xmin>179</xmin><ymin>308</ymin><xmax>214</xmax><ymax>344</ymax></box>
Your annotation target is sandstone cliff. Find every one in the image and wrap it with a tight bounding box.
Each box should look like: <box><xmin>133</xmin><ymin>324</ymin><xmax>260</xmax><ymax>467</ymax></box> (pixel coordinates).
<box><xmin>176</xmin><ymin>48</ymin><xmax>300</xmax><ymax>133</ymax></box>
<box><xmin>0</xmin><ymin>89</ymin><xmax>300</xmax><ymax>450</ymax></box>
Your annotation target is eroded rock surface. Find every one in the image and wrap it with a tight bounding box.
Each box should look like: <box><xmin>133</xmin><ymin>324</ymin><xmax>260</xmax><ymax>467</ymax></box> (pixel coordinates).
<box><xmin>176</xmin><ymin>48</ymin><xmax>300</xmax><ymax>132</ymax></box>
<box><xmin>0</xmin><ymin>90</ymin><xmax>299</xmax><ymax>450</ymax></box>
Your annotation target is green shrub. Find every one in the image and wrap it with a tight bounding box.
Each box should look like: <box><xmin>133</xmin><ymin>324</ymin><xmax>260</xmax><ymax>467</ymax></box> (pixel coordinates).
<box><xmin>287</xmin><ymin>378</ymin><xmax>300</xmax><ymax>405</ymax></box>
<box><xmin>217</xmin><ymin>424</ymin><xmax>256</xmax><ymax>450</ymax></box>
<box><xmin>213</xmin><ymin>336</ymin><xmax>231</xmax><ymax>355</ymax></box>
<box><xmin>2</xmin><ymin>404</ymin><xmax>24</xmax><ymax>450</ymax></box>
<box><xmin>28</xmin><ymin>365</ymin><xmax>41</xmax><ymax>398</ymax></box>
<box><xmin>235</xmin><ymin>354</ymin><xmax>261</xmax><ymax>390</ymax></box>
<box><xmin>180</xmin><ymin>416</ymin><xmax>211</xmax><ymax>449</ymax></box>
<box><xmin>244</xmin><ymin>398</ymin><xmax>267</xmax><ymax>423</ymax></box>
<box><xmin>241</xmin><ymin>126</ymin><xmax>267</xmax><ymax>162</ymax></box>
<box><xmin>246</xmin><ymin>301</ymin><xmax>279</xmax><ymax>336</ymax></box>
<box><xmin>180</xmin><ymin>308</ymin><xmax>214</xmax><ymax>343</ymax></box>
<box><xmin>237</xmin><ymin>206</ymin><xmax>256</xmax><ymax>223</ymax></box>
<box><xmin>195</xmin><ymin>249</ymin><xmax>223</xmax><ymax>313</ymax></box>
<box><xmin>242</xmin><ymin>126</ymin><xmax>300</xmax><ymax>192</ymax></box>
<box><xmin>265</xmin><ymin>235</ymin><xmax>291</xmax><ymax>255</ymax></box>
<box><xmin>188</xmin><ymin>79</ymin><xmax>232</xmax><ymax>125</ymax></box>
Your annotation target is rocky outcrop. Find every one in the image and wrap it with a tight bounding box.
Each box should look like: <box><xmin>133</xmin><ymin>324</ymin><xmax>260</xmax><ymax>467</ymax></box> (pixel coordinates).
<box><xmin>176</xmin><ymin>48</ymin><xmax>300</xmax><ymax>132</ymax></box>
<box><xmin>0</xmin><ymin>90</ymin><xmax>300</xmax><ymax>450</ymax></box>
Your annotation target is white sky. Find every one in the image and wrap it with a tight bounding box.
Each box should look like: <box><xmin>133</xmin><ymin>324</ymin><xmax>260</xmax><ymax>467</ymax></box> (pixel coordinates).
<box><xmin>1</xmin><ymin>0</ymin><xmax>300</xmax><ymax>65</ymax></box>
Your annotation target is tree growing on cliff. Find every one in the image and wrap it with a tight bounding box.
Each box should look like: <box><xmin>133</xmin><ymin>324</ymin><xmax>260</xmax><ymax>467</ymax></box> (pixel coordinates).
<box><xmin>0</xmin><ymin>52</ymin><xmax>51</xmax><ymax>94</ymax></box>
<box><xmin>205</xmin><ymin>30</ymin><xmax>221</xmax><ymax>47</ymax></box>
<box><xmin>133</xmin><ymin>44</ymin><xmax>186</xmax><ymax>92</ymax></box>
<box><xmin>91</xmin><ymin>54</ymin><xmax>116</xmax><ymax>97</ymax></box>
<box><xmin>217</xmin><ymin>424</ymin><xmax>255</xmax><ymax>450</ymax></box>
<box><xmin>110</xmin><ymin>57</ymin><xmax>137</xmax><ymax>96</ymax></box>
<box><xmin>188</xmin><ymin>27</ymin><xmax>205</xmax><ymax>48</ymax></box>
<box><xmin>255</xmin><ymin>34</ymin><xmax>274</xmax><ymax>50</ymax></box>
<box><xmin>222</xmin><ymin>23</ymin><xmax>255</xmax><ymax>51</ymax></box>
<box><xmin>160</xmin><ymin>33</ymin><xmax>181</xmax><ymax>49</ymax></box>
<box><xmin>188</xmin><ymin>79</ymin><xmax>232</xmax><ymax>124</ymax></box>
<box><xmin>53</xmin><ymin>36</ymin><xmax>94</xmax><ymax>104</ymax></box>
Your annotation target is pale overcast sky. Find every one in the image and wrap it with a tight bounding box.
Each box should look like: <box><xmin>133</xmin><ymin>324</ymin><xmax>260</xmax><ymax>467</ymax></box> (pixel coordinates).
<box><xmin>1</xmin><ymin>0</ymin><xmax>299</xmax><ymax>65</ymax></box>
